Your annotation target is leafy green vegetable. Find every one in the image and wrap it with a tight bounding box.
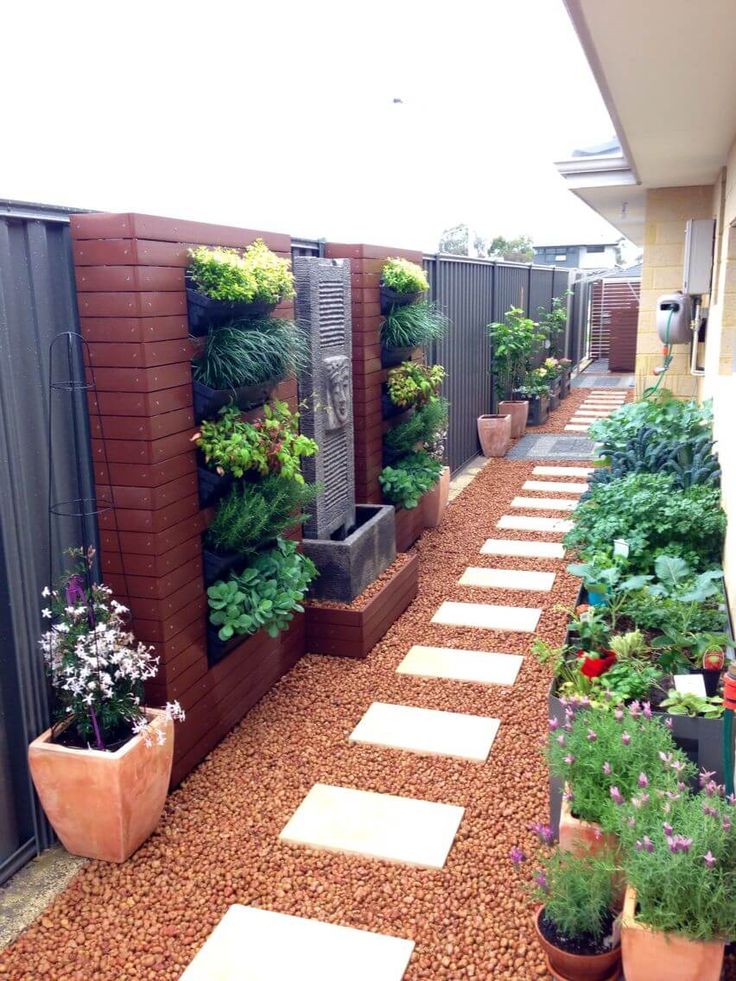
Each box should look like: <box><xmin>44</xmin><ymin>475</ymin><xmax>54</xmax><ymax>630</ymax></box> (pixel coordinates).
<box><xmin>387</xmin><ymin>362</ymin><xmax>445</xmax><ymax>409</ymax></box>
<box><xmin>588</xmin><ymin>394</ymin><xmax>713</xmax><ymax>454</ymax></box>
<box><xmin>379</xmin><ymin>451</ymin><xmax>442</xmax><ymax>509</ymax></box>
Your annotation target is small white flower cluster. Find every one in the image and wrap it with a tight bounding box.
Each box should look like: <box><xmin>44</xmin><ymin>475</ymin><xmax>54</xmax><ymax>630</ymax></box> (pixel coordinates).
<box><xmin>131</xmin><ymin>701</ymin><xmax>186</xmax><ymax>747</ymax></box>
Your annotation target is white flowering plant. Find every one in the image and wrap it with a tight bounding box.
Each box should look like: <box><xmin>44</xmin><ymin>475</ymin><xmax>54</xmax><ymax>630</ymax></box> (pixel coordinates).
<box><xmin>39</xmin><ymin>549</ymin><xmax>184</xmax><ymax>751</ymax></box>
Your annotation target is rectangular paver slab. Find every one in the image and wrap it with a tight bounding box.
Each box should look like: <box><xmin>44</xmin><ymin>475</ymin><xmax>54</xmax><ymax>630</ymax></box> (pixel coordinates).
<box><xmin>431</xmin><ymin>601</ymin><xmax>541</xmax><ymax>631</ymax></box>
<box><xmin>522</xmin><ymin>480</ymin><xmax>587</xmax><ymax>494</ymax></box>
<box><xmin>511</xmin><ymin>496</ymin><xmax>578</xmax><ymax>511</ymax></box>
<box><xmin>480</xmin><ymin>538</ymin><xmax>565</xmax><ymax>558</ymax></box>
<box><xmin>397</xmin><ymin>644</ymin><xmax>523</xmax><ymax>686</ymax></box>
<box><xmin>349</xmin><ymin>702</ymin><xmax>500</xmax><ymax>762</ymax></box>
<box><xmin>533</xmin><ymin>466</ymin><xmax>593</xmax><ymax>477</ymax></box>
<box><xmin>497</xmin><ymin>514</ymin><xmax>574</xmax><ymax>533</ymax></box>
<box><xmin>564</xmin><ymin>424</ymin><xmax>591</xmax><ymax>432</ymax></box>
<box><xmin>279</xmin><ymin>784</ymin><xmax>464</xmax><ymax>869</ymax></box>
<box><xmin>180</xmin><ymin>904</ymin><xmax>415</xmax><ymax>981</ymax></box>
<box><xmin>459</xmin><ymin>567</ymin><xmax>555</xmax><ymax>591</ymax></box>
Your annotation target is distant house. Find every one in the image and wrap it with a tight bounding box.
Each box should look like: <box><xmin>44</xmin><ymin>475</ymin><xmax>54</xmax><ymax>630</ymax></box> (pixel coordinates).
<box><xmin>533</xmin><ymin>241</ymin><xmax>620</xmax><ymax>270</ymax></box>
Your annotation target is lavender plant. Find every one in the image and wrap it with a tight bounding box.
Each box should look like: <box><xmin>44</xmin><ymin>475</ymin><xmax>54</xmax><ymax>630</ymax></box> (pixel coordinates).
<box><xmin>618</xmin><ymin>775</ymin><xmax>736</xmax><ymax>940</ymax></box>
<box><xmin>547</xmin><ymin>702</ymin><xmax>695</xmax><ymax>832</ymax></box>
<box><xmin>39</xmin><ymin>549</ymin><xmax>183</xmax><ymax>750</ymax></box>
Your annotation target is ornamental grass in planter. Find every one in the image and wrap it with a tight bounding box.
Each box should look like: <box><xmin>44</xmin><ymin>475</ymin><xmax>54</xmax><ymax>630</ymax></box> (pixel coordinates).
<box><xmin>192</xmin><ymin>317</ymin><xmax>307</xmax><ymax>419</ymax></box>
<box><xmin>617</xmin><ymin>780</ymin><xmax>736</xmax><ymax>980</ymax></box>
<box><xmin>29</xmin><ymin>550</ymin><xmax>184</xmax><ymax>863</ymax></box>
<box><xmin>187</xmin><ymin>240</ymin><xmax>296</xmax><ymax>334</ymax></box>
<box><xmin>380</xmin><ymin>300</ymin><xmax>448</xmax><ymax>365</ymax></box>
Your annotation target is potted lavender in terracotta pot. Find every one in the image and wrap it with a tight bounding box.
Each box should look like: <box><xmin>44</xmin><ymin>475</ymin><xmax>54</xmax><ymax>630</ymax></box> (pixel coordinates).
<box><xmin>28</xmin><ymin>548</ymin><xmax>184</xmax><ymax>863</ymax></box>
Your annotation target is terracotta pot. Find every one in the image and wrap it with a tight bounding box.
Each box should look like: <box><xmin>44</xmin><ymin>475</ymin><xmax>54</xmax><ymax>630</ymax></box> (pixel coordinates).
<box><xmin>424</xmin><ymin>466</ymin><xmax>451</xmax><ymax>528</ymax></box>
<box><xmin>559</xmin><ymin>792</ymin><xmax>617</xmax><ymax>856</ymax></box>
<box><xmin>498</xmin><ymin>399</ymin><xmax>529</xmax><ymax>437</ymax></box>
<box><xmin>621</xmin><ymin>886</ymin><xmax>724</xmax><ymax>981</ymax></box>
<box><xmin>534</xmin><ymin>907</ymin><xmax>621</xmax><ymax>981</ymax></box>
<box><xmin>28</xmin><ymin>708</ymin><xmax>173</xmax><ymax>863</ymax></box>
<box><xmin>477</xmin><ymin>414</ymin><xmax>512</xmax><ymax>457</ymax></box>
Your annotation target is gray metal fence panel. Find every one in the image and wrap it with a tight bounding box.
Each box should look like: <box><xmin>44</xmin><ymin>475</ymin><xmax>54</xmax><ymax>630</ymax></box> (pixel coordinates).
<box><xmin>0</xmin><ymin>205</ymin><xmax>95</xmax><ymax>882</ymax></box>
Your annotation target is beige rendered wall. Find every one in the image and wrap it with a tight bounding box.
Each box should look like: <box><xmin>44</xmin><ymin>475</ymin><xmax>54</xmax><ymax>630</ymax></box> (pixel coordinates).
<box><xmin>636</xmin><ymin>186</ymin><xmax>713</xmax><ymax>399</ymax></box>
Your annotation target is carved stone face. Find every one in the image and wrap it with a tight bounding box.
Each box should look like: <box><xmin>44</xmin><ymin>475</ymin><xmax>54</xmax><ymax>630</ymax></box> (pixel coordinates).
<box><xmin>324</xmin><ymin>355</ymin><xmax>350</xmax><ymax>429</ymax></box>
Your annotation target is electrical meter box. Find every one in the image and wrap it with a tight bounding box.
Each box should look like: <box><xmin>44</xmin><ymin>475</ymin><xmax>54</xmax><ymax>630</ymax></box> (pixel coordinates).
<box><xmin>683</xmin><ymin>218</ymin><xmax>715</xmax><ymax>295</ymax></box>
<box><xmin>657</xmin><ymin>292</ymin><xmax>692</xmax><ymax>344</ymax></box>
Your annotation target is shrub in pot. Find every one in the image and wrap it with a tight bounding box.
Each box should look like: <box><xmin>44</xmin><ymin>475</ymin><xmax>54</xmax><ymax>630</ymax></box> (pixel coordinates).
<box><xmin>29</xmin><ymin>551</ymin><xmax>185</xmax><ymax>863</ymax></box>
<box><xmin>547</xmin><ymin>702</ymin><xmax>694</xmax><ymax>854</ymax></box>
<box><xmin>512</xmin><ymin>836</ymin><xmax>621</xmax><ymax>980</ymax></box>
<box><xmin>187</xmin><ymin>241</ymin><xmax>296</xmax><ymax>334</ymax></box>
<box><xmin>617</xmin><ymin>783</ymin><xmax>736</xmax><ymax>980</ymax></box>
<box><xmin>488</xmin><ymin>306</ymin><xmax>540</xmax><ymax>436</ymax></box>
<box><xmin>380</xmin><ymin>256</ymin><xmax>429</xmax><ymax>310</ymax></box>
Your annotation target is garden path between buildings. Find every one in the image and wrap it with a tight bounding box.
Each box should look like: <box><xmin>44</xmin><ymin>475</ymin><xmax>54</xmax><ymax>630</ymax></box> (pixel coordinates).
<box><xmin>0</xmin><ymin>385</ymin><xmax>626</xmax><ymax>981</ymax></box>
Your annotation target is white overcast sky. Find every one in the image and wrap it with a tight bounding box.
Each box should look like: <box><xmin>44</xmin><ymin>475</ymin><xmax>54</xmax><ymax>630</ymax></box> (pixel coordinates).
<box><xmin>1</xmin><ymin>0</ymin><xmax>622</xmax><ymax>251</ymax></box>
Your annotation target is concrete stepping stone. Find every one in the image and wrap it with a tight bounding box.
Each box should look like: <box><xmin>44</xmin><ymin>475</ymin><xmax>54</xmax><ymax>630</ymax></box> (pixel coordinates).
<box><xmin>481</xmin><ymin>538</ymin><xmax>565</xmax><ymax>558</ymax></box>
<box><xmin>279</xmin><ymin>783</ymin><xmax>464</xmax><ymax>869</ymax></box>
<box><xmin>397</xmin><ymin>644</ymin><xmax>523</xmax><ymax>686</ymax></box>
<box><xmin>349</xmin><ymin>701</ymin><xmax>500</xmax><ymax>762</ymax></box>
<box><xmin>497</xmin><ymin>514</ymin><xmax>574</xmax><ymax>533</ymax></box>
<box><xmin>431</xmin><ymin>600</ymin><xmax>541</xmax><ymax>632</ymax></box>
<box><xmin>511</xmin><ymin>496</ymin><xmax>578</xmax><ymax>511</ymax></box>
<box><xmin>523</xmin><ymin>480</ymin><xmax>588</xmax><ymax>494</ymax></box>
<box><xmin>565</xmin><ymin>424</ymin><xmax>591</xmax><ymax>432</ymax></box>
<box><xmin>180</xmin><ymin>904</ymin><xmax>415</xmax><ymax>981</ymax></box>
<box><xmin>576</xmin><ymin>407</ymin><xmax>613</xmax><ymax>414</ymax></box>
<box><xmin>459</xmin><ymin>567</ymin><xmax>555</xmax><ymax>592</ymax></box>
<box><xmin>533</xmin><ymin>465</ymin><xmax>593</xmax><ymax>477</ymax></box>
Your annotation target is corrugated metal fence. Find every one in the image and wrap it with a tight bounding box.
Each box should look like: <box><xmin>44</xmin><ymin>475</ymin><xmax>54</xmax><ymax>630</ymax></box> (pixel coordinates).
<box><xmin>0</xmin><ymin>202</ymin><xmax>99</xmax><ymax>882</ymax></box>
<box><xmin>423</xmin><ymin>254</ymin><xmax>573</xmax><ymax>472</ymax></box>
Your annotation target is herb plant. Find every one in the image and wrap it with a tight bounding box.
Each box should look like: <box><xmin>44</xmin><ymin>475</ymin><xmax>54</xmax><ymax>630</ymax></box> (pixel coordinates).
<box><xmin>381</xmin><ymin>257</ymin><xmax>429</xmax><ymax>295</ymax></box>
<box><xmin>188</xmin><ymin>240</ymin><xmax>296</xmax><ymax>304</ymax></box>
<box><xmin>205</xmin><ymin>477</ymin><xmax>318</xmax><ymax>556</ymax></box>
<box><xmin>659</xmin><ymin>691</ymin><xmax>724</xmax><ymax>719</ymax></box>
<box><xmin>387</xmin><ymin>362</ymin><xmax>445</xmax><ymax>409</ymax></box>
<box><xmin>381</xmin><ymin>300</ymin><xmax>448</xmax><ymax>350</ymax></box>
<box><xmin>563</xmin><ymin>473</ymin><xmax>726</xmax><ymax>574</ymax></box>
<box><xmin>379</xmin><ymin>451</ymin><xmax>442</xmax><ymax>509</ymax></box>
<box><xmin>192</xmin><ymin>318</ymin><xmax>307</xmax><ymax>391</ymax></box>
<box><xmin>383</xmin><ymin>396</ymin><xmax>449</xmax><ymax>456</ymax></box>
<box><xmin>207</xmin><ymin>539</ymin><xmax>317</xmax><ymax>641</ymax></box>
<box><xmin>193</xmin><ymin>402</ymin><xmax>318</xmax><ymax>481</ymax></box>
<box><xmin>534</xmin><ymin>851</ymin><xmax>617</xmax><ymax>944</ymax></box>
<box><xmin>547</xmin><ymin>703</ymin><xmax>694</xmax><ymax>831</ymax></box>
<box><xmin>618</xmin><ymin>785</ymin><xmax>736</xmax><ymax>940</ymax></box>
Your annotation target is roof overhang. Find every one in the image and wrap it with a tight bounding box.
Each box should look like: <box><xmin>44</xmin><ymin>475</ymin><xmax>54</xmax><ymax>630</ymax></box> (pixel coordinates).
<box><xmin>557</xmin><ymin>0</ymin><xmax>736</xmax><ymax>245</ymax></box>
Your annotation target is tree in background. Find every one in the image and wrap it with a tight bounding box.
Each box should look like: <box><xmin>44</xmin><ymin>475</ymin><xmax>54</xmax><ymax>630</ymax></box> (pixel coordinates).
<box><xmin>484</xmin><ymin>235</ymin><xmax>535</xmax><ymax>263</ymax></box>
<box><xmin>438</xmin><ymin>223</ymin><xmax>469</xmax><ymax>255</ymax></box>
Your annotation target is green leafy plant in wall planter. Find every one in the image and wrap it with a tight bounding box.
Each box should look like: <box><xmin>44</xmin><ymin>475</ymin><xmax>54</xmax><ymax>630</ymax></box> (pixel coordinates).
<box><xmin>379</xmin><ymin>450</ymin><xmax>442</xmax><ymax>510</ymax></box>
<box><xmin>380</xmin><ymin>300</ymin><xmax>448</xmax><ymax>364</ymax></box>
<box><xmin>380</xmin><ymin>257</ymin><xmax>429</xmax><ymax>311</ymax></box>
<box><xmin>386</xmin><ymin>362</ymin><xmax>445</xmax><ymax>410</ymax></box>
<box><xmin>186</xmin><ymin>240</ymin><xmax>296</xmax><ymax>334</ymax></box>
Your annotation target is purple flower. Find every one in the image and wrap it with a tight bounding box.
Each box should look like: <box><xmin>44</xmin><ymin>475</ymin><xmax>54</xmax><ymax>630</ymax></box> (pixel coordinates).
<box><xmin>64</xmin><ymin>574</ymin><xmax>86</xmax><ymax>607</ymax></box>
<box><xmin>564</xmin><ymin>754</ymin><xmax>576</xmax><ymax>765</ymax></box>
<box><xmin>587</xmin><ymin>729</ymin><xmax>597</xmax><ymax>742</ymax></box>
<box><xmin>667</xmin><ymin>835</ymin><xmax>693</xmax><ymax>854</ymax></box>
<box><xmin>632</xmin><ymin>793</ymin><xmax>650</xmax><ymax>809</ymax></box>
<box><xmin>548</xmin><ymin>718</ymin><xmax>560</xmax><ymax>731</ymax></box>
<box><xmin>642</xmin><ymin>835</ymin><xmax>654</xmax><ymax>853</ymax></box>
<box><xmin>627</xmin><ymin>816</ymin><xmax>636</xmax><ymax>828</ymax></box>
<box><xmin>579</xmin><ymin>697</ymin><xmax>592</xmax><ymax>709</ymax></box>
<box><xmin>510</xmin><ymin>846</ymin><xmax>526</xmax><ymax>866</ymax></box>
<box><xmin>557</xmin><ymin>734</ymin><xmax>566</xmax><ymax>746</ymax></box>
<box><xmin>642</xmin><ymin>701</ymin><xmax>652</xmax><ymax>719</ymax></box>
<box><xmin>533</xmin><ymin>869</ymin><xmax>549</xmax><ymax>893</ymax></box>
<box><xmin>677</xmin><ymin>782</ymin><xmax>687</xmax><ymax>791</ymax></box>
<box><xmin>727</xmin><ymin>794</ymin><xmax>736</xmax><ymax>807</ymax></box>
<box><xmin>664</xmin><ymin>717</ymin><xmax>673</xmax><ymax>729</ymax></box>
<box><xmin>563</xmin><ymin>789</ymin><xmax>574</xmax><ymax>803</ymax></box>
<box><xmin>614</xmin><ymin>708</ymin><xmax>624</xmax><ymax>722</ymax></box>
<box><xmin>610</xmin><ymin>786</ymin><xmax>624</xmax><ymax>805</ymax></box>
<box><xmin>704</xmin><ymin>850</ymin><xmax>716</xmax><ymax>868</ymax></box>
<box><xmin>629</xmin><ymin>700</ymin><xmax>642</xmax><ymax>719</ymax></box>
<box><xmin>659</xmin><ymin>751</ymin><xmax>673</xmax><ymax>765</ymax></box>
<box><xmin>723</xmin><ymin>816</ymin><xmax>731</xmax><ymax>832</ymax></box>
<box><xmin>638</xmin><ymin>772</ymin><xmax>649</xmax><ymax>788</ymax></box>
<box><xmin>704</xmin><ymin>781</ymin><xmax>723</xmax><ymax>798</ymax></box>
<box><xmin>530</xmin><ymin>822</ymin><xmax>555</xmax><ymax>846</ymax></box>
<box><xmin>703</xmin><ymin>803</ymin><xmax>718</xmax><ymax>818</ymax></box>
<box><xmin>665</xmin><ymin>791</ymin><xmax>681</xmax><ymax>801</ymax></box>
<box><xmin>663</xmin><ymin>822</ymin><xmax>673</xmax><ymax>836</ymax></box>
<box><xmin>603</xmin><ymin>761</ymin><xmax>612</xmax><ymax>776</ymax></box>
<box><xmin>699</xmin><ymin>769</ymin><xmax>716</xmax><ymax>788</ymax></box>
<box><xmin>671</xmin><ymin>760</ymin><xmax>686</xmax><ymax>774</ymax></box>
<box><xmin>622</xmin><ymin>732</ymin><xmax>631</xmax><ymax>745</ymax></box>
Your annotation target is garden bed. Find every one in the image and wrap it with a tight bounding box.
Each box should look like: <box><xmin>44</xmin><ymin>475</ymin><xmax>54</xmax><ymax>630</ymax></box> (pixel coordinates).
<box><xmin>304</xmin><ymin>552</ymin><xmax>418</xmax><ymax>659</ymax></box>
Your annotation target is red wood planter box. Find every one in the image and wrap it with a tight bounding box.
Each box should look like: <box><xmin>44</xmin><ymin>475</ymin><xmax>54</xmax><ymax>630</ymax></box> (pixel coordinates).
<box><xmin>394</xmin><ymin>500</ymin><xmax>425</xmax><ymax>552</ymax></box>
<box><xmin>304</xmin><ymin>552</ymin><xmax>418</xmax><ymax>659</ymax></box>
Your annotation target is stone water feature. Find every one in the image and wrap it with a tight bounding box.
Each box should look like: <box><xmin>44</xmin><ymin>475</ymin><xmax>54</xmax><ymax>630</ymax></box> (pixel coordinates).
<box><xmin>295</xmin><ymin>256</ymin><xmax>395</xmax><ymax>602</ymax></box>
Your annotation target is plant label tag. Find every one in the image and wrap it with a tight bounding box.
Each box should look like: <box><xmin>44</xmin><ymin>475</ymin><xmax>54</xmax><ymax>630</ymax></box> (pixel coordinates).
<box><xmin>673</xmin><ymin>674</ymin><xmax>707</xmax><ymax>697</ymax></box>
<box><xmin>613</xmin><ymin>539</ymin><xmax>630</xmax><ymax>558</ymax></box>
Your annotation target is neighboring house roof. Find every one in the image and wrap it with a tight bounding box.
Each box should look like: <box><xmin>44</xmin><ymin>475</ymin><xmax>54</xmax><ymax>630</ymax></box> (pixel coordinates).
<box><xmin>571</xmin><ymin>139</ymin><xmax>622</xmax><ymax>158</ymax></box>
<box><xmin>607</xmin><ymin>262</ymin><xmax>642</xmax><ymax>278</ymax></box>
<box><xmin>533</xmin><ymin>241</ymin><xmax>618</xmax><ymax>249</ymax></box>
